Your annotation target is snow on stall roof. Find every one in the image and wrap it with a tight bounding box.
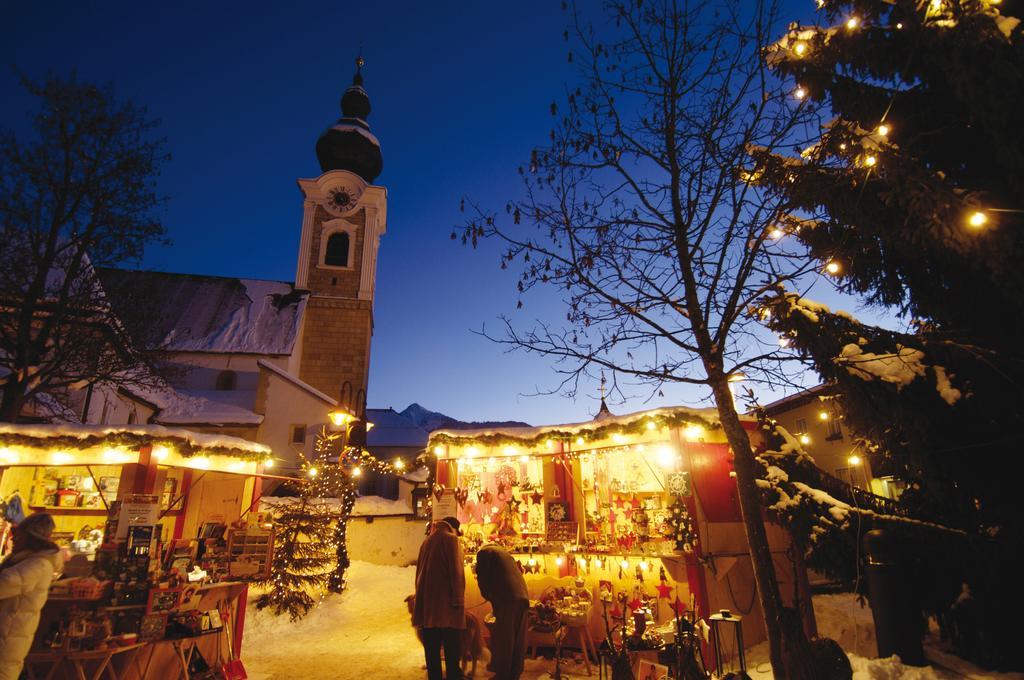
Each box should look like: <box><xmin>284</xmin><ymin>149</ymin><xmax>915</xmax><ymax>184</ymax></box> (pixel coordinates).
<box><xmin>96</xmin><ymin>269</ymin><xmax>308</xmax><ymax>355</ymax></box>
<box><xmin>0</xmin><ymin>423</ymin><xmax>270</xmax><ymax>455</ymax></box>
<box><xmin>329</xmin><ymin>123</ymin><xmax>380</xmax><ymax>148</ymax></box>
<box><xmin>400</xmin><ymin>466</ymin><xmax>431</xmax><ymax>483</ymax></box>
<box><xmin>431</xmin><ymin>405</ymin><xmax>729</xmax><ymax>443</ymax></box>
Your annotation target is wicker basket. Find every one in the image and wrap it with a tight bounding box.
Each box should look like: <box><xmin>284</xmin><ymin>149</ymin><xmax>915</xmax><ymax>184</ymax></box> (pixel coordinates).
<box><xmin>71</xmin><ymin>578</ymin><xmax>108</xmax><ymax>600</ymax></box>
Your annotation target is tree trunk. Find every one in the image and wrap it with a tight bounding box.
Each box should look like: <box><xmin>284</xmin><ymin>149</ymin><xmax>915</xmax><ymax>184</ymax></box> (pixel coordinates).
<box><xmin>708</xmin><ymin>374</ymin><xmax>788</xmax><ymax>679</ymax></box>
<box><xmin>0</xmin><ymin>380</ymin><xmax>26</xmax><ymax>422</ymax></box>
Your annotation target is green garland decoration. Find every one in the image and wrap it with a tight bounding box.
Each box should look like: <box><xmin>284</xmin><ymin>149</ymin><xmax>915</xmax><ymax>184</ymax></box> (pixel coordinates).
<box><xmin>426</xmin><ymin>409</ymin><xmax>722</xmax><ymax>450</ymax></box>
<box><xmin>0</xmin><ymin>431</ymin><xmax>268</xmax><ymax>461</ymax></box>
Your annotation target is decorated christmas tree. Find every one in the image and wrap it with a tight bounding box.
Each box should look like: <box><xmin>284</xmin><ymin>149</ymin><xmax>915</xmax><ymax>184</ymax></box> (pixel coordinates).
<box><xmin>254</xmin><ymin>490</ymin><xmax>335</xmax><ymax>621</ymax></box>
<box><xmin>751</xmin><ymin>0</ymin><xmax>1024</xmax><ymax>533</ymax></box>
<box><xmin>750</xmin><ymin>0</ymin><xmax>1023</xmax><ymax>666</ymax></box>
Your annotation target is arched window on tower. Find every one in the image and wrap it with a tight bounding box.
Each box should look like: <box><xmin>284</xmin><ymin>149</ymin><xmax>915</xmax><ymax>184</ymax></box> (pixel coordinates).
<box><xmin>325</xmin><ymin>232</ymin><xmax>350</xmax><ymax>267</ymax></box>
<box><xmin>216</xmin><ymin>370</ymin><xmax>237</xmax><ymax>391</ymax></box>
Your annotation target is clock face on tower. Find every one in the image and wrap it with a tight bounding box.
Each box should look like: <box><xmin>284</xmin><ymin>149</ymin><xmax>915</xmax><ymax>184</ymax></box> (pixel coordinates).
<box><xmin>329</xmin><ymin>188</ymin><xmax>354</xmax><ymax>211</ymax></box>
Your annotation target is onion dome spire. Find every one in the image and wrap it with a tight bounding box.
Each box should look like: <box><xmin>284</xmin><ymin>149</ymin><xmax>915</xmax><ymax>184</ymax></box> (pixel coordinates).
<box><xmin>315</xmin><ymin>55</ymin><xmax>383</xmax><ymax>182</ymax></box>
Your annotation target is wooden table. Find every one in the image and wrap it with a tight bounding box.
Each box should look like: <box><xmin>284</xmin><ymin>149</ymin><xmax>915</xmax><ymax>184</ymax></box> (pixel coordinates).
<box><xmin>24</xmin><ymin>643</ymin><xmax>146</xmax><ymax>680</ymax></box>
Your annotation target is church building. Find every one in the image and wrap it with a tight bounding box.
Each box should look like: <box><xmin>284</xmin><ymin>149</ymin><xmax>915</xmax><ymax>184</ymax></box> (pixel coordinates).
<box><xmin>45</xmin><ymin>61</ymin><xmax>392</xmax><ymax>474</ymax></box>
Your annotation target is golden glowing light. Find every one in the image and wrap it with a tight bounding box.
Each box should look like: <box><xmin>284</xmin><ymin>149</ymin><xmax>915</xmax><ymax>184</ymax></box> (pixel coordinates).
<box><xmin>433</xmin><ymin>445</ymin><xmax>444</xmax><ymax>457</ymax></box>
<box><xmin>799</xmin><ymin>434</ymin><xmax>811</xmax><ymax>445</ymax></box>
<box><xmin>848</xmin><ymin>454</ymin><xmax>862</xmax><ymax>466</ymax></box>
<box><xmin>818</xmin><ymin>411</ymin><xmax>830</xmax><ymax>421</ymax></box>
<box><xmin>656</xmin><ymin>445</ymin><xmax>676</xmax><ymax>468</ymax></box>
<box><xmin>545</xmin><ymin>439</ymin><xmax>554</xmax><ymax>448</ymax></box>
<box><xmin>846</xmin><ymin>16</ymin><xmax>859</xmax><ymax>29</ymax></box>
<box><xmin>968</xmin><ymin>211</ymin><xmax>988</xmax><ymax>228</ymax></box>
<box><xmin>575</xmin><ymin>437</ymin><xmax>585</xmax><ymax>446</ymax></box>
<box><xmin>793</xmin><ymin>41</ymin><xmax>808</xmax><ymax>57</ymax></box>
<box><xmin>190</xmin><ymin>456</ymin><xmax>210</xmax><ymax>469</ymax></box>
<box><xmin>352</xmin><ymin>466</ymin><xmax>362</xmax><ymax>477</ymax></box>
<box><xmin>877</xmin><ymin>124</ymin><xmax>890</xmax><ymax>137</ymax></box>
<box><xmin>646</xmin><ymin>420</ymin><xmax>657</xmax><ymax>431</ymax></box>
<box><xmin>612</xmin><ymin>433</ymin><xmax>625</xmax><ymax>444</ymax></box>
<box><xmin>794</xmin><ymin>86</ymin><xmax>807</xmax><ymax>100</ymax></box>
<box><xmin>683</xmin><ymin>425</ymin><xmax>704</xmax><ymax>442</ymax></box>
<box><xmin>153</xmin><ymin>446</ymin><xmax>170</xmax><ymax>461</ymax></box>
<box><xmin>328</xmin><ymin>409</ymin><xmax>355</xmax><ymax>427</ymax></box>
<box><xmin>825</xmin><ymin>260</ymin><xmax>841</xmax><ymax>275</ymax></box>
<box><xmin>577</xmin><ymin>556</ymin><xmax>587</xmax><ymax>567</ymax></box>
<box><xmin>466</xmin><ymin>446</ymin><xmax>479</xmax><ymax>458</ymax></box>
<box><xmin>503</xmin><ymin>446</ymin><xmax>517</xmax><ymax>456</ymax></box>
<box><xmin>394</xmin><ymin>458</ymin><xmax>405</xmax><ymax>470</ymax></box>
<box><xmin>896</xmin><ymin>22</ymin><xmax>904</xmax><ymax>29</ymax></box>
<box><xmin>864</xmin><ymin>155</ymin><xmax>877</xmax><ymax>167</ymax></box>
<box><xmin>527</xmin><ymin>557</ymin><xmax>537</xmax><ymax>567</ymax></box>
<box><xmin>639</xmin><ymin>560</ymin><xmax>650</xmax><ymax>571</ymax></box>
<box><xmin>620</xmin><ymin>559</ymin><xmax>630</xmax><ymax>570</ymax></box>
<box><xmin>365</xmin><ymin>422</ymin><xmax>375</xmax><ymax>432</ymax></box>
<box><xmin>264</xmin><ymin>458</ymin><xmax>275</xmax><ymax>468</ymax></box>
<box><xmin>52</xmin><ymin>451</ymin><xmax>74</xmax><ymax>465</ymax></box>
<box><xmin>308</xmin><ymin>466</ymin><xmax>318</xmax><ymax>477</ymax></box>
<box><xmin>555</xmin><ymin>556</ymin><xmax>564</xmax><ymax>566</ymax></box>
<box><xmin>770</xmin><ymin>227</ymin><xmax>785</xmax><ymax>240</ymax></box>
<box><xmin>594</xmin><ymin>558</ymin><xmax>603</xmax><ymax>568</ymax></box>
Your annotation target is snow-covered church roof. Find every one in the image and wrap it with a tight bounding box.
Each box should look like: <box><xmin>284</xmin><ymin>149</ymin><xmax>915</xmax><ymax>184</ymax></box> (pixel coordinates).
<box><xmin>97</xmin><ymin>269</ymin><xmax>308</xmax><ymax>355</ymax></box>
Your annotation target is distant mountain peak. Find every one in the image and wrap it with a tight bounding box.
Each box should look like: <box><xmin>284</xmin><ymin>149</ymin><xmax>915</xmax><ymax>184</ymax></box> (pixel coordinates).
<box><xmin>400</xmin><ymin>403</ymin><xmax>530</xmax><ymax>432</ymax></box>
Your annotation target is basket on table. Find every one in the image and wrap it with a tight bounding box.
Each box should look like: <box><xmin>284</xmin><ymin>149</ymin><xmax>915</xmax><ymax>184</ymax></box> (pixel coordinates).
<box><xmin>71</xmin><ymin>577</ymin><xmax>109</xmax><ymax>599</ymax></box>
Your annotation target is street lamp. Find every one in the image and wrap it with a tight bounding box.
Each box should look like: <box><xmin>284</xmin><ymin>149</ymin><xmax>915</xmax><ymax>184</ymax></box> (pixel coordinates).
<box><xmin>848</xmin><ymin>454</ymin><xmax>870</xmax><ymax>490</ymax></box>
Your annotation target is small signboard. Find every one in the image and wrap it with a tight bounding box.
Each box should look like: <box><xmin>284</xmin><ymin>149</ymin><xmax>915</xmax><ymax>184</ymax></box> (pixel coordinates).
<box><xmin>666</xmin><ymin>471</ymin><xmax>692</xmax><ymax>497</ymax></box>
<box><xmin>431</xmin><ymin>489</ymin><xmax>459</xmax><ymax>522</ymax></box>
<box><xmin>116</xmin><ymin>494</ymin><xmax>160</xmax><ymax>540</ymax></box>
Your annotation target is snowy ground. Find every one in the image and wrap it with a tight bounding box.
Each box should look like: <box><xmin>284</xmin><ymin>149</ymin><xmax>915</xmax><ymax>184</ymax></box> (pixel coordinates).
<box><xmin>243</xmin><ymin>561</ymin><xmax>1024</xmax><ymax>680</ymax></box>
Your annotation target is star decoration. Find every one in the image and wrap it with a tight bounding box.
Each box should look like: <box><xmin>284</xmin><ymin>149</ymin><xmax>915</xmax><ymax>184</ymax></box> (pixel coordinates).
<box><xmin>531</xmin><ymin>490</ymin><xmax>544</xmax><ymax>505</ymax></box>
<box><xmin>508</xmin><ymin>497</ymin><xmax>522</xmax><ymax>514</ymax></box>
<box><xmin>656</xmin><ymin>582</ymin><xmax>674</xmax><ymax>599</ymax></box>
<box><xmin>628</xmin><ymin>597</ymin><xmax>643</xmax><ymax>611</ymax></box>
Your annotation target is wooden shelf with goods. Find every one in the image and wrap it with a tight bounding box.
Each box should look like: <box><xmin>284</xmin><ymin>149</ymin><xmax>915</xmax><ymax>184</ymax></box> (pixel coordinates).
<box><xmin>226</xmin><ymin>527</ymin><xmax>275</xmax><ymax>580</ymax></box>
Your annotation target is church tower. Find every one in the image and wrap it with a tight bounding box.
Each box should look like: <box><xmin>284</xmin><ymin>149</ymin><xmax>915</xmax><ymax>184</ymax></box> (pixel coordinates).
<box><xmin>294</xmin><ymin>58</ymin><xmax>386</xmax><ymax>412</ymax></box>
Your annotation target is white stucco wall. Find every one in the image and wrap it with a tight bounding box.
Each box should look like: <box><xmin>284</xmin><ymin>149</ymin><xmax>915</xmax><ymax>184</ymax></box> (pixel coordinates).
<box><xmin>346</xmin><ymin>515</ymin><xmax>425</xmax><ymax>566</ymax></box>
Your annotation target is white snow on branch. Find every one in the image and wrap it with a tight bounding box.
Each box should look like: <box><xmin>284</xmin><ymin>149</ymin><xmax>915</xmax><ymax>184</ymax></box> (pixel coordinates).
<box><xmin>836</xmin><ymin>343</ymin><xmax>926</xmax><ymax>387</ymax></box>
<box><xmin>933</xmin><ymin>365</ymin><xmax>963</xmax><ymax>405</ymax></box>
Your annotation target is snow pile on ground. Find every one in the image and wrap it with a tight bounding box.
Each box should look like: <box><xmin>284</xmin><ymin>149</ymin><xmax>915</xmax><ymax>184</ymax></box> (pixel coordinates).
<box><xmin>243</xmin><ymin>562</ymin><xmax>1023</xmax><ymax>679</ymax></box>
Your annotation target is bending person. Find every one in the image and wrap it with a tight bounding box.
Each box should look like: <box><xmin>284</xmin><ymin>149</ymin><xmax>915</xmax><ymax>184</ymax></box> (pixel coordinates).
<box><xmin>475</xmin><ymin>545</ymin><xmax>529</xmax><ymax>680</ymax></box>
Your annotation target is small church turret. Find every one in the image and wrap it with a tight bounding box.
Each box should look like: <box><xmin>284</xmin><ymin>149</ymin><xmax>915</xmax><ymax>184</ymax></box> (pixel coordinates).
<box><xmin>294</xmin><ymin>57</ymin><xmax>387</xmax><ymax>410</ymax></box>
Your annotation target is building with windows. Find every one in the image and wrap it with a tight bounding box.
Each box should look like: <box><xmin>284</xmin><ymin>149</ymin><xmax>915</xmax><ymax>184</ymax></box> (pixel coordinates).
<box><xmin>14</xmin><ymin>62</ymin><xmax>392</xmax><ymax>475</ymax></box>
<box><xmin>763</xmin><ymin>385</ymin><xmax>904</xmax><ymax>499</ymax></box>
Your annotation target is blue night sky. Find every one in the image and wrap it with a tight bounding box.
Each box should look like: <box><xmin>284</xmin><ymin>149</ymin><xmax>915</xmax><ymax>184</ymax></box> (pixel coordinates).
<box><xmin>3</xmin><ymin>1</ymin><xmax>883</xmax><ymax>425</ymax></box>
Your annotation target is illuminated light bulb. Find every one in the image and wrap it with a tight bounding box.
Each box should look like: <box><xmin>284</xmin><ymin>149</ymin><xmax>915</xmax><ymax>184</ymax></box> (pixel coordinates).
<box><xmin>263</xmin><ymin>458</ymin><xmax>274</xmax><ymax>468</ymax></box>
<box><xmin>968</xmin><ymin>211</ymin><xmax>988</xmax><ymax>228</ymax></box>
<box><xmin>818</xmin><ymin>411</ymin><xmax>830</xmax><ymax>421</ymax></box>
<box><xmin>577</xmin><ymin>556</ymin><xmax>587</xmax><ymax>566</ymax></box>
<box><xmin>230</xmin><ymin>460</ymin><xmax>245</xmax><ymax>471</ymax></box>
<box><xmin>556</xmin><ymin>556</ymin><xmax>564</xmax><ymax>566</ymax></box>
<box><xmin>0</xmin><ymin>448</ymin><xmax>17</xmax><ymax>463</ymax></box>
<box><xmin>308</xmin><ymin>466</ymin><xmax>318</xmax><ymax>477</ymax></box>
<box><xmin>576</xmin><ymin>437</ymin><xmax>585</xmax><ymax>446</ymax></box>
<box><xmin>848</xmin><ymin>454</ymin><xmax>862</xmax><ymax>466</ymax></box>
<box><xmin>825</xmin><ymin>260</ymin><xmax>841</xmax><ymax>275</ymax></box>
<box><xmin>877</xmin><ymin>124</ymin><xmax>890</xmax><ymax>137</ymax></box>
<box><xmin>846</xmin><ymin>16</ymin><xmax>859</xmax><ymax>29</ymax></box>
<box><xmin>646</xmin><ymin>420</ymin><xmax>657</xmax><ymax>431</ymax></box>
<box><xmin>545</xmin><ymin>439</ymin><xmax>554</xmax><ymax>448</ymax></box>
<box><xmin>799</xmin><ymin>434</ymin><xmax>811</xmax><ymax>445</ymax></box>
<box><xmin>593</xmin><ymin>558</ymin><xmax>603</xmax><ymax>568</ymax></box>
<box><xmin>329</xmin><ymin>410</ymin><xmax>353</xmax><ymax>427</ymax></box>
<box><xmin>612</xmin><ymin>433</ymin><xmax>625</xmax><ymax>444</ymax></box>
<box><xmin>656</xmin><ymin>445</ymin><xmax>676</xmax><ymax>468</ymax></box>
<box><xmin>503</xmin><ymin>446</ymin><xmax>517</xmax><ymax>456</ymax></box>
<box><xmin>683</xmin><ymin>425</ymin><xmax>704</xmax><ymax>442</ymax></box>
<box><xmin>153</xmin><ymin>446</ymin><xmax>170</xmax><ymax>461</ymax></box>
<box><xmin>528</xmin><ymin>557</ymin><xmax>537</xmax><ymax>567</ymax></box>
<box><xmin>52</xmin><ymin>451</ymin><xmax>74</xmax><ymax>465</ymax></box>
<box><xmin>640</xmin><ymin>560</ymin><xmax>650</xmax><ymax>571</ymax></box>
<box><xmin>839</xmin><ymin>142</ymin><xmax>847</xmax><ymax>150</ymax></box>
<box><xmin>770</xmin><ymin>227</ymin><xmax>785</xmax><ymax>240</ymax></box>
<box><xmin>191</xmin><ymin>456</ymin><xmax>210</xmax><ymax>469</ymax></box>
<box><xmin>896</xmin><ymin>22</ymin><xmax>903</xmax><ymax>29</ymax></box>
<box><xmin>433</xmin><ymin>445</ymin><xmax>444</xmax><ymax>457</ymax></box>
<box><xmin>466</xmin><ymin>446</ymin><xmax>479</xmax><ymax>458</ymax></box>
<box><xmin>352</xmin><ymin>466</ymin><xmax>362</xmax><ymax>477</ymax></box>
<box><xmin>491</xmin><ymin>506</ymin><xmax>499</xmax><ymax>514</ymax></box>
<box><xmin>793</xmin><ymin>41</ymin><xmax>808</xmax><ymax>57</ymax></box>
<box><xmin>793</xmin><ymin>86</ymin><xmax>807</xmax><ymax>100</ymax></box>
<box><xmin>620</xmin><ymin>559</ymin><xmax>630</xmax><ymax>570</ymax></box>
<box><xmin>394</xmin><ymin>458</ymin><xmax>405</xmax><ymax>470</ymax></box>
<box><xmin>519</xmin><ymin>455</ymin><xmax>530</xmax><ymax>464</ymax></box>
<box><xmin>863</xmin><ymin>155</ymin><xmax>877</xmax><ymax>167</ymax></box>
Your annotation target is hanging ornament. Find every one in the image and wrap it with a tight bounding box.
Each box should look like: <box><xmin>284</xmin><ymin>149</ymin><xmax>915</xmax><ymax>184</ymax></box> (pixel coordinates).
<box><xmin>664</xmin><ymin>495</ymin><xmax>698</xmax><ymax>553</ymax></box>
<box><xmin>530</xmin><ymin>490</ymin><xmax>544</xmax><ymax>505</ymax></box>
<box><xmin>656</xmin><ymin>581</ymin><xmax>673</xmax><ymax>599</ymax></box>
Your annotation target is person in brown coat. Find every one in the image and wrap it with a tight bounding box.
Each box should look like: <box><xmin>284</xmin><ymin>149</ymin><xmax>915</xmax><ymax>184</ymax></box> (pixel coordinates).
<box><xmin>475</xmin><ymin>545</ymin><xmax>529</xmax><ymax>680</ymax></box>
<box><xmin>414</xmin><ymin>517</ymin><xmax>466</xmax><ymax>680</ymax></box>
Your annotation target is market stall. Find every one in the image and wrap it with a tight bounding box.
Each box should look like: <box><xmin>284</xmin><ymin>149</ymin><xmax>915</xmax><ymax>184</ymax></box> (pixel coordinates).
<box><xmin>428</xmin><ymin>407</ymin><xmax>810</xmax><ymax>675</ymax></box>
<box><xmin>0</xmin><ymin>424</ymin><xmax>279</xmax><ymax>680</ymax></box>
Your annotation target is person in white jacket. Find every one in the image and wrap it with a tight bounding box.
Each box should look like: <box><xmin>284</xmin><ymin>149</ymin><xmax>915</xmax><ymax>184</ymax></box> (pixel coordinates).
<box><xmin>0</xmin><ymin>512</ymin><xmax>63</xmax><ymax>680</ymax></box>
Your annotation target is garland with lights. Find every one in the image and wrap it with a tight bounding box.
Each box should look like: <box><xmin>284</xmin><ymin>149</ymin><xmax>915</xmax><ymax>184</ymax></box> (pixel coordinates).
<box><xmin>427</xmin><ymin>408</ymin><xmax>720</xmax><ymax>450</ymax></box>
<box><xmin>664</xmin><ymin>496</ymin><xmax>698</xmax><ymax>554</ymax></box>
<box><xmin>0</xmin><ymin>428</ymin><xmax>269</xmax><ymax>461</ymax></box>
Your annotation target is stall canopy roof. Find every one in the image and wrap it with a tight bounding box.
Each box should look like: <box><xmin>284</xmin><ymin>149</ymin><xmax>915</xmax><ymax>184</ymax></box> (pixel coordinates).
<box><xmin>0</xmin><ymin>423</ymin><xmax>271</xmax><ymax>460</ymax></box>
<box><xmin>429</xmin><ymin>405</ymin><xmax>745</xmax><ymax>448</ymax></box>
